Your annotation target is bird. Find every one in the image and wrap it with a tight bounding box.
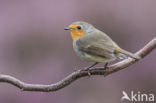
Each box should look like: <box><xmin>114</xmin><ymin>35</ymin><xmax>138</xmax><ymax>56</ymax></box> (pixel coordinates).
<box><xmin>64</xmin><ymin>21</ymin><xmax>140</xmax><ymax>70</ymax></box>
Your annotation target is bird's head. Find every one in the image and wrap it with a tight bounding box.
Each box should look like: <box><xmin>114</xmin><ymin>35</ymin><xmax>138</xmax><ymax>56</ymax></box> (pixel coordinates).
<box><xmin>64</xmin><ymin>21</ymin><xmax>94</xmax><ymax>40</ymax></box>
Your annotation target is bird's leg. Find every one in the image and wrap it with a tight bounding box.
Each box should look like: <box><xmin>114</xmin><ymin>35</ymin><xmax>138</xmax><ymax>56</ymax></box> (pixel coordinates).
<box><xmin>104</xmin><ymin>62</ymin><xmax>108</xmax><ymax>70</ymax></box>
<box><xmin>82</xmin><ymin>62</ymin><xmax>98</xmax><ymax>76</ymax></box>
<box><xmin>95</xmin><ymin>62</ymin><xmax>108</xmax><ymax>70</ymax></box>
<box><xmin>84</xmin><ymin>62</ymin><xmax>98</xmax><ymax>71</ymax></box>
<box><xmin>104</xmin><ymin>62</ymin><xmax>109</xmax><ymax>76</ymax></box>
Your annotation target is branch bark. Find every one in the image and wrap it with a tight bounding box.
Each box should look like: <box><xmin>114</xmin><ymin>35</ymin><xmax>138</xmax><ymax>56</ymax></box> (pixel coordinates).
<box><xmin>0</xmin><ymin>38</ymin><xmax>155</xmax><ymax>92</ymax></box>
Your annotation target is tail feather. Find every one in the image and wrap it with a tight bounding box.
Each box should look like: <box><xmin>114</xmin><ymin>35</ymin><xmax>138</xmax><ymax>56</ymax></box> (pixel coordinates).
<box><xmin>116</xmin><ymin>48</ymin><xmax>141</xmax><ymax>60</ymax></box>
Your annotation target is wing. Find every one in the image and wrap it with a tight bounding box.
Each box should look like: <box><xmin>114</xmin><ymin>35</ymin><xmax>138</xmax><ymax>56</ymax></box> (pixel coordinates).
<box><xmin>77</xmin><ymin>31</ymin><xmax>115</xmax><ymax>59</ymax></box>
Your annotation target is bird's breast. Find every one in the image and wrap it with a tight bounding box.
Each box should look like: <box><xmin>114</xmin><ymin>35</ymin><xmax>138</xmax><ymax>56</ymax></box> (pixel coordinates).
<box><xmin>73</xmin><ymin>38</ymin><xmax>83</xmax><ymax>57</ymax></box>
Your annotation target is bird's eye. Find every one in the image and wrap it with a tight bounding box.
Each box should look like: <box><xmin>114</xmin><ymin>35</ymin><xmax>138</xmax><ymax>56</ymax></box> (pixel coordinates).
<box><xmin>77</xmin><ymin>26</ymin><xmax>81</xmax><ymax>30</ymax></box>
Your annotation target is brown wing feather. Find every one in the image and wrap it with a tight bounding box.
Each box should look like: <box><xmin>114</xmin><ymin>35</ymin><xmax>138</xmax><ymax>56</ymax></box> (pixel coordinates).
<box><xmin>76</xmin><ymin>31</ymin><xmax>116</xmax><ymax>59</ymax></box>
<box><xmin>82</xmin><ymin>42</ymin><xmax>115</xmax><ymax>59</ymax></box>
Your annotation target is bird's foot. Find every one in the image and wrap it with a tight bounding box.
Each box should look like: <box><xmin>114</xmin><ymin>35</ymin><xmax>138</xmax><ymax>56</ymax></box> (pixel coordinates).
<box><xmin>103</xmin><ymin>63</ymin><xmax>109</xmax><ymax>76</ymax></box>
<box><xmin>82</xmin><ymin>67</ymin><xmax>92</xmax><ymax>77</ymax></box>
<box><xmin>87</xmin><ymin>70</ymin><xmax>91</xmax><ymax>77</ymax></box>
<box><xmin>81</xmin><ymin>62</ymin><xmax>98</xmax><ymax>77</ymax></box>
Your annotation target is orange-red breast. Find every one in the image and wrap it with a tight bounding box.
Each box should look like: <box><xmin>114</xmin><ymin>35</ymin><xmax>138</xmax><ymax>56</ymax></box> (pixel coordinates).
<box><xmin>64</xmin><ymin>21</ymin><xmax>140</xmax><ymax>70</ymax></box>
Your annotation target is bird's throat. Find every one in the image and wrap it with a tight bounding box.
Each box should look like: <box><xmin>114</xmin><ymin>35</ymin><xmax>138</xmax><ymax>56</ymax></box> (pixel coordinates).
<box><xmin>70</xmin><ymin>31</ymin><xmax>85</xmax><ymax>41</ymax></box>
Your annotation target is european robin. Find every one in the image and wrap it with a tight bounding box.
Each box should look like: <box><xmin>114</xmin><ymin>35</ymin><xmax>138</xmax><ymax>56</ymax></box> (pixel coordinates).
<box><xmin>64</xmin><ymin>21</ymin><xmax>140</xmax><ymax>70</ymax></box>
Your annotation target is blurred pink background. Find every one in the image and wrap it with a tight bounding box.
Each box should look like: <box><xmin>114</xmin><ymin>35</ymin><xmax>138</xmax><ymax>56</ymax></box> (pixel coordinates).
<box><xmin>0</xmin><ymin>0</ymin><xmax>155</xmax><ymax>103</ymax></box>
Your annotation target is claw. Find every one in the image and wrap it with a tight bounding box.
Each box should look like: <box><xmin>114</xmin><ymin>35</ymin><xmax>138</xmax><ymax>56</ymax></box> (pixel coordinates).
<box><xmin>104</xmin><ymin>69</ymin><xmax>109</xmax><ymax>77</ymax></box>
<box><xmin>87</xmin><ymin>70</ymin><xmax>91</xmax><ymax>77</ymax></box>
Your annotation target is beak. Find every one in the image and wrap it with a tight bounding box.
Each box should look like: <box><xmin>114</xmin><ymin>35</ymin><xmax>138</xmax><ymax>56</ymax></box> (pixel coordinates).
<box><xmin>64</xmin><ymin>27</ymin><xmax>70</xmax><ymax>30</ymax></box>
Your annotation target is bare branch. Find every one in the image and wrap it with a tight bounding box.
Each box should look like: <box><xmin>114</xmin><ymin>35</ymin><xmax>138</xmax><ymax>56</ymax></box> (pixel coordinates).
<box><xmin>0</xmin><ymin>38</ymin><xmax>155</xmax><ymax>92</ymax></box>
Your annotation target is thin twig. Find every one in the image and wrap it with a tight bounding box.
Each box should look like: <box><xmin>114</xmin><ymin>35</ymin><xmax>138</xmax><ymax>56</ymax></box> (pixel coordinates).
<box><xmin>0</xmin><ymin>38</ymin><xmax>155</xmax><ymax>92</ymax></box>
